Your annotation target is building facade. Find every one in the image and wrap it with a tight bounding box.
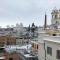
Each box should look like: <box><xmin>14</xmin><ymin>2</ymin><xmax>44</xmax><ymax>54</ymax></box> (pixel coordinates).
<box><xmin>0</xmin><ymin>35</ymin><xmax>16</xmax><ymax>46</ymax></box>
<box><xmin>38</xmin><ymin>36</ymin><xmax>60</xmax><ymax>60</ymax></box>
<box><xmin>0</xmin><ymin>47</ymin><xmax>20</xmax><ymax>60</ymax></box>
<box><xmin>38</xmin><ymin>8</ymin><xmax>60</xmax><ymax>60</ymax></box>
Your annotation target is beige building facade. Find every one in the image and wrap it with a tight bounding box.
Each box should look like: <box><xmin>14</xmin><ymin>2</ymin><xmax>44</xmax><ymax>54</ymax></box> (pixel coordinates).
<box><xmin>0</xmin><ymin>35</ymin><xmax>16</xmax><ymax>46</ymax></box>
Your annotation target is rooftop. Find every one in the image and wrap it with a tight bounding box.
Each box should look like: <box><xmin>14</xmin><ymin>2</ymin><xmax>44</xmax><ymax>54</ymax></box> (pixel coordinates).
<box><xmin>4</xmin><ymin>44</ymin><xmax>32</xmax><ymax>53</ymax></box>
<box><xmin>44</xmin><ymin>36</ymin><xmax>60</xmax><ymax>43</ymax></box>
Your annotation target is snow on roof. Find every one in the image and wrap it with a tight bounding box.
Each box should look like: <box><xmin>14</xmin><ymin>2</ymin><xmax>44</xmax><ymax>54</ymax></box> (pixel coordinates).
<box><xmin>5</xmin><ymin>44</ymin><xmax>38</xmax><ymax>58</ymax></box>
<box><xmin>44</xmin><ymin>36</ymin><xmax>60</xmax><ymax>43</ymax></box>
<box><xmin>0</xmin><ymin>56</ymin><xmax>5</xmax><ymax>59</ymax></box>
<box><xmin>5</xmin><ymin>44</ymin><xmax>32</xmax><ymax>53</ymax></box>
<box><xmin>24</xmin><ymin>54</ymin><xmax>35</xmax><ymax>58</ymax></box>
<box><xmin>18</xmin><ymin>44</ymin><xmax>31</xmax><ymax>50</ymax></box>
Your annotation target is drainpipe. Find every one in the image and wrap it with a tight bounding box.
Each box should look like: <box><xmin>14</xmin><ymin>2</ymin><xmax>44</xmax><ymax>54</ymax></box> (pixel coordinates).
<box><xmin>44</xmin><ymin>41</ymin><xmax>46</xmax><ymax>60</ymax></box>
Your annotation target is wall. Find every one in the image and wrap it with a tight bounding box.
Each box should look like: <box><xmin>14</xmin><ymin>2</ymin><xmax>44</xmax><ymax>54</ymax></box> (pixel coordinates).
<box><xmin>0</xmin><ymin>36</ymin><xmax>16</xmax><ymax>46</ymax></box>
<box><xmin>45</xmin><ymin>41</ymin><xmax>60</xmax><ymax>60</ymax></box>
<box><xmin>38</xmin><ymin>43</ymin><xmax>45</xmax><ymax>60</ymax></box>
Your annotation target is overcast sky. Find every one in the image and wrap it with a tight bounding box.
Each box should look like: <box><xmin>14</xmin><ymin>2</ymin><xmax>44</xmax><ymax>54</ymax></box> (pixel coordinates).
<box><xmin>0</xmin><ymin>0</ymin><xmax>60</xmax><ymax>27</ymax></box>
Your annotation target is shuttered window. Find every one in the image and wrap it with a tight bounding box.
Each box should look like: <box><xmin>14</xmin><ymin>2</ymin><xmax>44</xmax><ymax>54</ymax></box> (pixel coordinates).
<box><xmin>56</xmin><ymin>50</ymin><xmax>60</xmax><ymax>59</ymax></box>
<box><xmin>47</xmin><ymin>47</ymin><xmax>52</xmax><ymax>56</ymax></box>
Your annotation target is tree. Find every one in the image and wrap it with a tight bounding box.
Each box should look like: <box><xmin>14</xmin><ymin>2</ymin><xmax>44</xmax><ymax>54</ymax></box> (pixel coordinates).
<box><xmin>31</xmin><ymin>23</ymin><xmax>36</xmax><ymax>37</ymax></box>
<box><xmin>27</xmin><ymin>25</ymin><xmax>31</xmax><ymax>32</ymax></box>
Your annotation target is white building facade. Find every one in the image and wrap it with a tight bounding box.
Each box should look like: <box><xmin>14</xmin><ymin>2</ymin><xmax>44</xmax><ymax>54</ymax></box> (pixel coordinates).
<box><xmin>38</xmin><ymin>36</ymin><xmax>60</xmax><ymax>60</ymax></box>
<box><xmin>38</xmin><ymin>8</ymin><xmax>60</xmax><ymax>60</ymax></box>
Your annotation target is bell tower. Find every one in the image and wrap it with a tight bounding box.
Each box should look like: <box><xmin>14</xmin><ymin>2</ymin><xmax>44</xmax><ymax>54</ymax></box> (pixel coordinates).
<box><xmin>51</xmin><ymin>7</ymin><xmax>60</xmax><ymax>24</ymax></box>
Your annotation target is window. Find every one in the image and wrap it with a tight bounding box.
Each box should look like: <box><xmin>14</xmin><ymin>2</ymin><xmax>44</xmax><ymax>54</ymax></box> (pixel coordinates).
<box><xmin>52</xmin><ymin>15</ymin><xmax>53</xmax><ymax>18</ymax></box>
<box><xmin>53</xmin><ymin>34</ymin><xmax>56</xmax><ymax>36</ymax></box>
<box><xmin>37</xmin><ymin>45</ymin><xmax>38</xmax><ymax>49</ymax></box>
<box><xmin>32</xmin><ymin>43</ymin><xmax>34</xmax><ymax>47</ymax></box>
<box><xmin>55</xmin><ymin>15</ymin><xmax>57</xmax><ymax>19</ymax></box>
<box><xmin>56</xmin><ymin>50</ymin><xmax>60</xmax><ymax>59</ymax></box>
<box><xmin>47</xmin><ymin>47</ymin><xmax>52</xmax><ymax>55</ymax></box>
<box><xmin>0</xmin><ymin>48</ymin><xmax>4</xmax><ymax>53</ymax></box>
<box><xmin>7</xmin><ymin>41</ymin><xmax>10</xmax><ymax>45</ymax></box>
<box><xmin>56</xmin><ymin>21</ymin><xmax>58</xmax><ymax>24</ymax></box>
<box><xmin>9</xmin><ymin>58</ymin><xmax>13</xmax><ymax>60</ymax></box>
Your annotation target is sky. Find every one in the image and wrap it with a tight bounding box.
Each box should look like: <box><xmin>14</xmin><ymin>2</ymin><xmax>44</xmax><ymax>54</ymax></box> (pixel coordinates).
<box><xmin>0</xmin><ymin>0</ymin><xmax>60</xmax><ymax>27</ymax></box>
